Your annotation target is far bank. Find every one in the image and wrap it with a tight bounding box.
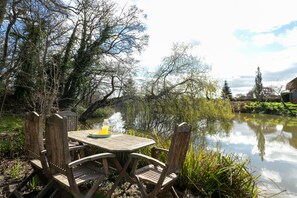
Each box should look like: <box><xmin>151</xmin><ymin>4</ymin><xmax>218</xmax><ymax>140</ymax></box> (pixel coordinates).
<box><xmin>231</xmin><ymin>101</ymin><xmax>297</xmax><ymax>116</ymax></box>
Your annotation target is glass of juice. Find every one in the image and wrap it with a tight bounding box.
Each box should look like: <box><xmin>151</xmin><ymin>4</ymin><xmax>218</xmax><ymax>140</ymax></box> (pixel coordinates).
<box><xmin>101</xmin><ymin>119</ymin><xmax>109</xmax><ymax>134</ymax></box>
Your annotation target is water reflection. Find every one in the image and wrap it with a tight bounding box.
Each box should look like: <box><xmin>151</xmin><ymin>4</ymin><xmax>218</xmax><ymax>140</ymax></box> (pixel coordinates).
<box><xmin>205</xmin><ymin>113</ymin><xmax>297</xmax><ymax>197</ymax></box>
<box><xmin>105</xmin><ymin>111</ymin><xmax>297</xmax><ymax>196</ymax></box>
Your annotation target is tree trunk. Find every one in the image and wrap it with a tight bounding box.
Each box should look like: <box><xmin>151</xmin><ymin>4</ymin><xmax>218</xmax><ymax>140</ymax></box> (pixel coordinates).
<box><xmin>0</xmin><ymin>0</ymin><xmax>8</xmax><ymax>28</ymax></box>
<box><xmin>78</xmin><ymin>95</ymin><xmax>135</xmax><ymax>124</ymax></box>
<box><xmin>79</xmin><ymin>98</ymin><xmax>119</xmax><ymax>124</ymax></box>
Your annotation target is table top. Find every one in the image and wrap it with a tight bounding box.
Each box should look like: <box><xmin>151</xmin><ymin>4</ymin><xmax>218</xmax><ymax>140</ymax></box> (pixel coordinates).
<box><xmin>68</xmin><ymin>129</ymin><xmax>155</xmax><ymax>152</ymax></box>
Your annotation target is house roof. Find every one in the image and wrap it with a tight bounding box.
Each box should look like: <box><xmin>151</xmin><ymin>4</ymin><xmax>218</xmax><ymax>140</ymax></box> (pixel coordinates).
<box><xmin>286</xmin><ymin>77</ymin><xmax>297</xmax><ymax>91</ymax></box>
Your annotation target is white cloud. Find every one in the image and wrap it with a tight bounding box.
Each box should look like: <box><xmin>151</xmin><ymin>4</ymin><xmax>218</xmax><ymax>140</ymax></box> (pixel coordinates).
<box><xmin>279</xmin><ymin>27</ymin><xmax>297</xmax><ymax>47</ymax></box>
<box><xmin>207</xmin><ymin>130</ymin><xmax>257</xmax><ymax>146</ymax></box>
<box><xmin>252</xmin><ymin>33</ymin><xmax>277</xmax><ymax>47</ymax></box>
<box><xmin>261</xmin><ymin>168</ymin><xmax>282</xmax><ymax>183</ymax></box>
<box><xmin>130</xmin><ymin>0</ymin><xmax>297</xmax><ymax>94</ymax></box>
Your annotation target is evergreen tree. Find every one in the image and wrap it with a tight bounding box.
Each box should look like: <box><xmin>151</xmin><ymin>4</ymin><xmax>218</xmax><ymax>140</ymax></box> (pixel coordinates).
<box><xmin>254</xmin><ymin>66</ymin><xmax>263</xmax><ymax>100</ymax></box>
<box><xmin>123</xmin><ymin>77</ymin><xmax>137</xmax><ymax>96</ymax></box>
<box><xmin>221</xmin><ymin>80</ymin><xmax>232</xmax><ymax>100</ymax></box>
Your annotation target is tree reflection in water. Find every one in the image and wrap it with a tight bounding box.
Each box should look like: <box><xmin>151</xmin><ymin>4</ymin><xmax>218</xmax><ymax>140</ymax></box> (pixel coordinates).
<box><xmin>117</xmin><ymin>111</ymin><xmax>297</xmax><ymax>195</ymax></box>
<box><xmin>241</xmin><ymin>113</ymin><xmax>297</xmax><ymax>160</ymax></box>
<box><xmin>111</xmin><ymin>110</ymin><xmax>297</xmax><ymax>160</ymax></box>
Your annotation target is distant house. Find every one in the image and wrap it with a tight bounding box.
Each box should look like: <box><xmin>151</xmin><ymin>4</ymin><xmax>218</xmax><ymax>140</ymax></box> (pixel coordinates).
<box><xmin>282</xmin><ymin>77</ymin><xmax>297</xmax><ymax>104</ymax></box>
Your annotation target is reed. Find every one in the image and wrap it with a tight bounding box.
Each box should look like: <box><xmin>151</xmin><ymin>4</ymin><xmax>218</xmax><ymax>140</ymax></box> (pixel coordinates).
<box><xmin>179</xmin><ymin>145</ymin><xmax>259</xmax><ymax>197</ymax></box>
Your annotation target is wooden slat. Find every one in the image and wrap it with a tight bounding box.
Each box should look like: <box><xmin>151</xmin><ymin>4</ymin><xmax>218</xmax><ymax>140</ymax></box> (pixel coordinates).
<box><xmin>45</xmin><ymin>114</ymin><xmax>112</xmax><ymax>198</ymax></box>
<box><xmin>53</xmin><ymin>163</ymin><xmax>106</xmax><ymax>187</ymax></box>
<box><xmin>166</xmin><ymin>123</ymin><xmax>192</xmax><ymax>174</ymax></box>
<box><xmin>57</xmin><ymin>111</ymin><xmax>78</xmax><ymax>131</ymax></box>
<box><xmin>45</xmin><ymin>114</ymin><xmax>70</xmax><ymax>175</ymax></box>
<box><xmin>135</xmin><ymin>164</ymin><xmax>177</xmax><ymax>185</ymax></box>
<box><xmin>68</xmin><ymin>130</ymin><xmax>155</xmax><ymax>152</ymax></box>
<box><xmin>24</xmin><ymin>112</ymin><xmax>44</xmax><ymax>160</ymax></box>
<box><xmin>30</xmin><ymin>159</ymin><xmax>43</xmax><ymax>170</ymax></box>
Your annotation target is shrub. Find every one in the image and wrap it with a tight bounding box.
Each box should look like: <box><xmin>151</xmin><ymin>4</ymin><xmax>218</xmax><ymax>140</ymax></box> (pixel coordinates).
<box><xmin>242</xmin><ymin>102</ymin><xmax>297</xmax><ymax>116</ymax></box>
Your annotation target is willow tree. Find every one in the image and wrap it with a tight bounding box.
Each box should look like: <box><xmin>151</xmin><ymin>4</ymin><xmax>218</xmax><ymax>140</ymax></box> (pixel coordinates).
<box><xmin>145</xmin><ymin>43</ymin><xmax>211</xmax><ymax>99</ymax></box>
<box><xmin>124</xmin><ymin>43</ymin><xmax>233</xmax><ymax>132</ymax></box>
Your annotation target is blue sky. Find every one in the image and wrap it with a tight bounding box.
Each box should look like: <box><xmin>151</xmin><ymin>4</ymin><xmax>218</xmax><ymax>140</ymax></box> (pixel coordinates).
<box><xmin>127</xmin><ymin>0</ymin><xmax>297</xmax><ymax>95</ymax></box>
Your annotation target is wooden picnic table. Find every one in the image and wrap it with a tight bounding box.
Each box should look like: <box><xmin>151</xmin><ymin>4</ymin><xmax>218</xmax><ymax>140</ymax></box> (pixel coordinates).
<box><xmin>68</xmin><ymin>129</ymin><xmax>156</xmax><ymax>165</ymax></box>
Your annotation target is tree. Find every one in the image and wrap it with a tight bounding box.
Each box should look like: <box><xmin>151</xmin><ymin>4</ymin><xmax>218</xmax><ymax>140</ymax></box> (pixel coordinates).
<box><xmin>246</xmin><ymin>89</ymin><xmax>254</xmax><ymax>99</ymax></box>
<box><xmin>78</xmin><ymin>43</ymin><xmax>221</xmax><ymax>123</ymax></box>
<box><xmin>0</xmin><ymin>0</ymin><xmax>148</xmax><ymax>115</ymax></box>
<box><xmin>254</xmin><ymin>66</ymin><xmax>263</xmax><ymax>100</ymax></box>
<box><xmin>0</xmin><ymin>0</ymin><xmax>70</xmax><ymax>114</ymax></box>
<box><xmin>261</xmin><ymin>87</ymin><xmax>278</xmax><ymax>99</ymax></box>
<box><xmin>123</xmin><ymin>77</ymin><xmax>137</xmax><ymax>97</ymax></box>
<box><xmin>0</xmin><ymin>0</ymin><xmax>7</xmax><ymax>28</ymax></box>
<box><xmin>145</xmin><ymin>43</ymin><xmax>212</xmax><ymax>99</ymax></box>
<box><xmin>221</xmin><ymin>80</ymin><xmax>232</xmax><ymax>100</ymax></box>
<box><xmin>119</xmin><ymin>43</ymin><xmax>234</xmax><ymax>131</ymax></box>
<box><xmin>59</xmin><ymin>1</ymin><xmax>148</xmax><ymax>108</ymax></box>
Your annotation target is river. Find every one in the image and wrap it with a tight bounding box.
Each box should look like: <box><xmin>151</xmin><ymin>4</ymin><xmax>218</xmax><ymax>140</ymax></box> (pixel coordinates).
<box><xmin>101</xmin><ymin>112</ymin><xmax>297</xmax><ymax>197</ymax></box>
<box><xmin>205</xmin><ymin>113</ymin><xmax>297</xmax><ymax>197</ymax></box>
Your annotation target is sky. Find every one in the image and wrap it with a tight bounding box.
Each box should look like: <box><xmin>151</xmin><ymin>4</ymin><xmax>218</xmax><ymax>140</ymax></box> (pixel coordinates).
<box><xmin>128</xmin><ymin>0</ymin><xmax>297</xmax><ymax>95</ymax></box>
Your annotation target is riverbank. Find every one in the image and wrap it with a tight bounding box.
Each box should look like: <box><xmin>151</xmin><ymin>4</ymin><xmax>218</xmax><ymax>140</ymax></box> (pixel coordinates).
<box><xmin>0</xmin><ymin>114</ymin><xmax>259</xmax><ymax>197</ymax></box>
<box><xmin>231</xmin><ymin>101</ymin><xmax>297</xmax><ymax>116</ymax></box>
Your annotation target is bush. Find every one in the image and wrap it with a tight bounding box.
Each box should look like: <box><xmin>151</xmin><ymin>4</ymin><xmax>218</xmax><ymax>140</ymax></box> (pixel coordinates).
<box><xmin>240</xmin><ymin>102</ymin><xmax>297</xmax><ymax>116</ymax></box>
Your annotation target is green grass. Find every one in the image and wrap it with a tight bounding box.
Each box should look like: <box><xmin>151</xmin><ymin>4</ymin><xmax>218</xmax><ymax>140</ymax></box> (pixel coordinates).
<box><xmin>0</xmin><ymin>114</ymin><xmax>25</xmax><ymax>157</ymax></box>
<box><xmin>10</xmin><ymin>158</ymin><xmax>22</xmax><ymax>179</ymax></box>
<box><xmin>0</xmin><ymin>114</ymin><xmax>23</xmax><ymax>132</ymax></box>
<box><xmin>29</xmin><ymin>176</ymin><xmax>40</xmax><ymax>190</ymax></box>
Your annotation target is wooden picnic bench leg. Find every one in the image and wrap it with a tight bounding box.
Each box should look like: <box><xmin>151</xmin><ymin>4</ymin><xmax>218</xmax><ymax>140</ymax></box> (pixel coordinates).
<box><xmin>106</xmin><ymin>157</ymin><xmax>132</xmax><ymax>197</ymax></box>
<box><xmin>35</xmin><ymin>179</ymin><xmax>56</xmax><ymax>198</ymax></box>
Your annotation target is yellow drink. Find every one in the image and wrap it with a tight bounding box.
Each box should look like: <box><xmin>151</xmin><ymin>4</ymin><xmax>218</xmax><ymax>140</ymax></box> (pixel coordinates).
<box><xmin>101</xmin><ymin>126</ymin><xmax>109</xmax><ymax>134</ymax></box>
